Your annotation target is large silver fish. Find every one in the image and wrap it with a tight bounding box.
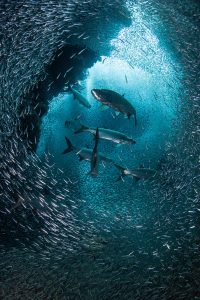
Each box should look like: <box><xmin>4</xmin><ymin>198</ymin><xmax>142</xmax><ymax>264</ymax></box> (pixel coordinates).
<box><xmin>62</xmin><ymin>136</ymin><xmax>114</xmax><ymax>166</ymax></box>
<box><xmin>74</xmin><ymin>123</ymin><xmax>136</xmax><ymax>145</ymax></box>
<box><xmin>115</xmin><ymin>164</ymin><xmax>157</xmax><ymax>181</ymax></box>
<box><xmin>68</xmin><ymin>85</ymin><xmax>91</xmax><ymax>108</ymax></box>
<box><xmin>91</xmin><ymin>89</ymin><xmax>137</xmax><ymax>126</ymax></box>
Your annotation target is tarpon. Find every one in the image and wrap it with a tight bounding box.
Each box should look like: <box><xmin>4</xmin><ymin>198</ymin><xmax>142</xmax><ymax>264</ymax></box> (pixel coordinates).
<box><xmin>91</xmin><ymin>89</ymin><xmax>137</xmax><ymax>126</ymax></box>
<box><xmin>68</xmin><ymin>85</ymin><xmax>91</xmax><ymax>108</ymax></box>
<box><xmin>74</xmin><ymin>123</ymin><xmax>136</xmax><ymax>145</ymax></box>
<box><xmin>62</xmin><ymin>136</ymin><xmax>114</xmax><ymax>166</ymax></box>
<box><xmin>115</xmin><ymin>164</ymin><xmax>157</xmax><ymax>181</ymax></box>
<box><xmin>89</xmin><ymin>128</ymin><xmax>100</xmax><ymax>177</ymax></box>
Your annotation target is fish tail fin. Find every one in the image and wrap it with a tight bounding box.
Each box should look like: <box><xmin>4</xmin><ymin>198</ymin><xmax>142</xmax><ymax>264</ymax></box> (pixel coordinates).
<box><xmin>74</xmin><ymin>124</ymin><xmax>88</xmax><ymax>134</ymax></box>
<box><xmin>67</xmin><ymin>84</ymin><xmax>75</xmax><ymax>99</ymax></box>
<box><xmin>68</xmin><ymin>83</ymin><xmax>72</xmax><ymax>91</ymax></box>
<box><xmin>62</xmin><ymin>136</ymin><xmax>74</xmax><ymax>154</ymax></box>
<box><xmin>69</xmin><ymin>84</ymin><xmax>77</xmax><ymax>100</ymax></box>
<box><xmin>94</xmin><ymin>127</ymin><xmax>99</xmax><ymax>141</ymax></box>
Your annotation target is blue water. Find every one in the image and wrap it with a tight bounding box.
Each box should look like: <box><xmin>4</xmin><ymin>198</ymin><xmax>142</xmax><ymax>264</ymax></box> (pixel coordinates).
<box><xmin>1</xmin><ymin>0</ymin><xmax>199</xmax><ymax>299</ymax></box>
<box><xmin>36</xmin><ymin>11</ymin><xmax>184</xmax><ymax>261</ymax></box>
<box><xmin>37</xmin><ymin>14</ymin><xmax>182</xmax><ymax>199</ymax></box>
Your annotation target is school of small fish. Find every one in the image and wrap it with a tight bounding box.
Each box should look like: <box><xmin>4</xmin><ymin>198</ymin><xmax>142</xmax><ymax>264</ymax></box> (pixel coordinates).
<box><xmin>0</xmin><ymin>0</ymin><xmax>200</xmax><ymax>299</ymax></box>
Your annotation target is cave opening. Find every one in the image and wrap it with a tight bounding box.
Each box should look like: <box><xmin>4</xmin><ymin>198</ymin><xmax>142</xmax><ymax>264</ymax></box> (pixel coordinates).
<box><xmin>36</xmin><ymin>13</ymin><xmax>182</xmax><ymax>211</ymax></box>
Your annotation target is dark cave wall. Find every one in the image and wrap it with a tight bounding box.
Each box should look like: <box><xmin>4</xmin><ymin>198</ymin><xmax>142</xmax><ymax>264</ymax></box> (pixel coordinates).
<box><xmin>18</xmin><ymin>44</ymin><xmax>99</xmax><ymax>152</ymax></box>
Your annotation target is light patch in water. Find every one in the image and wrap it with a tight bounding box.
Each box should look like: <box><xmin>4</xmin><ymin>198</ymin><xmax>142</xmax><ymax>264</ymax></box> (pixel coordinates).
<box><xmin>37</xmin><ymin>3</ymin><xmax>182</xmax><ymax>173</ymax></box>
<box><xmin>84</xmin><ymin>56</ymin><xmax>179</xmax><ymax>167</ymax></box>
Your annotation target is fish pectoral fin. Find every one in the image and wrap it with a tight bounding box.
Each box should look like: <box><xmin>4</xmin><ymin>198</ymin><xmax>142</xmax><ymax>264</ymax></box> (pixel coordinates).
<box><xmin>99</xmin><ymin>104</ymin><xmax>108</xmax><ymax>111</ymax></box>
<box><xmin>121</xmin><ymin>176</ymin><xmax>125</xmax><ymax>182</ymax></box>
<box><xmin>101</xmin><ymin>161</ymin><xmax>106</xmax><ymax>168</ymax></box>
<box><xmin>115</xmin><ymin>176</ymin><xmax>122</xmax><ymax>182</ymax></box>
<box><xmin>134</xmin><ymin>176</ymin><xmax>140</xmax><ymax>182</ymax></box>
<box><xmin>115</xmin><ymin>175</ymin><xmax>125</xmax><ymax>182</ymax></box>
